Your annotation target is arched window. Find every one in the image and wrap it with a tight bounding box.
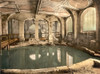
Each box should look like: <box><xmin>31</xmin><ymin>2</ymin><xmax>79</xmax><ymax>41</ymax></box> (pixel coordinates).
<box><xmin>38</xmin><ymin>19</ymin><xmax>48</xmax><ymax>40</ymax></box>
<box><xmin>52</xmin><ymin>21</ymin><xmax>61</xmax><ymax>37</ymax></box>
<box><xmin>81</xmin><ymin>7</ymin><xmax>96</xmax><ymax>32</ymax></box>
<box><xmin>8</xmin><ymin>19</ymin><xmax>19</xmax><ymax>34</ymax></box>
<box><xmin>52</xmin><ymin>20</ymin><xmax>61</xmax><ymax>41</ymax></box>
<box><xmin>24</xmin><ymin>19</ymin><xmax>35</xmax><ymax>39</ymax></box>
<box><xmin>66</xmin><ymin>17</ymin><xmax>73</xmax><ymax>34</ymax></box>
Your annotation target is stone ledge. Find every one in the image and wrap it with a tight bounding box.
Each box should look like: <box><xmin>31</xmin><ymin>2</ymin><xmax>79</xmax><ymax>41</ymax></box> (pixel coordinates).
<box><xmin>0</xmin><ymin>59</ymin><xmax>100</xmax><ymax>74</ymax></box>
<box><xmin>67</xmin><ymin>43</ymin><xmax>100</xmax><ymax>57</ymax></box>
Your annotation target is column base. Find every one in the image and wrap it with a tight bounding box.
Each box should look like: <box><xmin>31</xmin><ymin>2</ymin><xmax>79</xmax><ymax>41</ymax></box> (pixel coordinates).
<box><xmin>96</xmin><ymin>42</ymin><xmax>100</xmax><ymax>51</ymax></box>
<box><xmin>19</xmin><ymin>38</ymin><xmax>25</xmax><ymax>42</ymax></box>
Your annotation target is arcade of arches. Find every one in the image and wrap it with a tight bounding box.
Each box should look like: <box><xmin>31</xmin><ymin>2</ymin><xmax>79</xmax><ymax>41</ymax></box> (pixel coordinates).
<box><xmin>0</xmin><ymin>0</ymin><xmax>100</xmax><ymax>55</ymax></box>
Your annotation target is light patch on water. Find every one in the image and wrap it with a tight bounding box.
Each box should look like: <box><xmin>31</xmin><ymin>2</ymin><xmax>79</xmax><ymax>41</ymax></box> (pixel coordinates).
<box><xmin>38</xmin><ymin>54</ymin><xmax>41</xmax><ymax>58</ymax></box>
<box><xmin>52</xmin><ymin>52</ymin><xmax>55</xmax><ymax>56</ymax></box>
<box><xmin>29</xmin><ymin>54</ymin><xmax>36</xmax><ymax>60</ymax></box>
<box><xmin>66</xmin><ymin>52</ymin><xmax>73</xmax><ymax>67</ymax></box>
<box><xmin>47</xmin><ymin>52</ymin><xmax>49</xmax><ymax>56</ymax></box>
<box><xmin>69</xmin><ymin>54</ymin><xmax>73</xmax><ymax>66</ymax></box>
<box><xmin>57</xmin><ymin>48</ymin><xmax>61</xmax><ymax>62</ymax></box>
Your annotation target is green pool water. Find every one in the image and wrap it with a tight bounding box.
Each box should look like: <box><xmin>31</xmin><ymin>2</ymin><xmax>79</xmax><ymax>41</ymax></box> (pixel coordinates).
<box><xmin>0</xmin><ymin>45</ymin><xmax>98</xmax><ymax>69</ymax></box>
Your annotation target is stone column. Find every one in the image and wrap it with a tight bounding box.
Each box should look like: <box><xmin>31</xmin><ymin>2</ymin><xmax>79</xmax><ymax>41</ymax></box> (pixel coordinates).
<box><xmin>61</xmin><ymin>18</ymin><xmax>65</xmax><ymax>41</ymax></box>
<box><xmin>48</xmin><ymin>20</ymin><xmax>53</xmax><ymax>43</ymax></box>
<box><xmin>19</xmin><ymin>21</ymin><xmax>25</xmax><ymax>41</ymax></box>
<box><xmin>64</xmin><ymin>18</ymin><xmax>67</xmax><ymax>39</ymax></box>
<box><xmin>0</xmin><ymin>14</ymin><xmax>2</xmax><ymax>35</ymax></box>
<box><xmin>35</xmin><ymin>20</ymin><xmax>39</xmax><ymax>41</ymax></box>
<box><xmin>8</xmin><ymin>20</ymin><xmax>12</xmax><ymax>34</ymax></box>
<box><xmin>59</xmin><ymin>18</ymin><xmax>65</xmax><ymax>43</ymax></box>
<box><xmin>0</xmin><ymin>14</ymin><xmax>2</xmax><ymax>50</ymax></box>
<box><xmin>0</xmin><ymin>37</ymin><xmax>1</xmax><ymax>50</ymax></box>
<box><xmin>72</xmin><ymin>11</ymin><xmax>80</xmax><ymax>40</ymax></box>
<box><xmin>2</xmin><ymin>20</ymin><xmax>8</xmax><ymax>35</ymax></box>
<box><xmin>94</xmin><ymin>0</ymin><xmax>100</xmax><ymax>50</ymax></box>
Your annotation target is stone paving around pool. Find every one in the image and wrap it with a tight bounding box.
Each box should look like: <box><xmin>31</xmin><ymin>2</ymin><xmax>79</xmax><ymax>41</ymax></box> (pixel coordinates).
<box><xmin>0</xmin><ymin>59</ymin><xmax>100</xmax><ymax>74</ymax></box>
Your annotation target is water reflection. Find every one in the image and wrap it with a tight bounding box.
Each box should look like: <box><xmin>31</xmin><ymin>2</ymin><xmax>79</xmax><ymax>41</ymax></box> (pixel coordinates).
<box><xmin>0</xmin><ymin>45</ymin><xmax>93</xmax><ymax>69</ymax></box>
<box><xmin>57</xmin><ymin>49</ymin><xmax>61</xmax><ymax>63</ymax></box>
<box><xmin>29</xmin><ymin>54</ymin><xmax>36</xmax><ymax>60</ymax></box>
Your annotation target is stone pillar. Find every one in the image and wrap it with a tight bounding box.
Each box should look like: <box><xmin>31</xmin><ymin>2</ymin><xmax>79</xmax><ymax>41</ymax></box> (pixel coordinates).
<box><xmin>0</xmin><ymin>37</ymin><xmax>1</xmax><ymax>50</ymax></box>
<box><xmin>2</xmin><ymin>20</ymin><xmax>8</xmax><ymax>35</ymax></box>
<box><xmin>64</xmin><ymin>18</ymin><xmax>67</xmax><ymax>38</ymax></box>
<box><xmin>94</xmin><ymin>0</ymin><xmax>100</xmax><ymax>50</ymax></box>
<box><xmin>72</xmin><ymin>11</ymin><xmax>80</xmax><ymax>40</ymax></box>
<box><xmin>0</xmin><ymin>14</ymin><xmax>2</xmax><ymax>50</ymax></box>
<box><xmin>19</xmin><ymin>21</ymin><xmax>25</xmax><ymax>41</ymax></box>
<box><xmin>35</xmin><ymin>20</ymin><xmax>39</xmax><ymax>41</ymax></box>
<box><xmin>60</xmin><ymin>18</ymin><xmax>65</xmax><ymax>42</ymax></box>
<box><xmin>48</xmin><ymin>20</ymin><xmax>53</xmax><ymax>43</ymax></box>
<box><xmin>0</xmin><ymin>14</ymin><xmax>2</xmax><ymax>35</ymax></box>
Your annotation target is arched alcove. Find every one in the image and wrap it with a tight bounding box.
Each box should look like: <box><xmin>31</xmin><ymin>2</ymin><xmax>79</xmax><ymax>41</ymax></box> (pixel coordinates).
<box><xmin>6</xmin><ymin>12</ymin><xmax>35</xmax><ymax>41</ymax></box>
<box><xmin>48</xmin><ymin>16</ymin><xmax>62</xmax><ymax>43</ymax></box>
<box><xmin>24</xmin><ymin>19</ymin><xmax>35</xmax><ymax>40</ymax></box>
<box><xmin>8</xmin><ymin>19</ymin><xmax>19</xmax><ymax>35</ymax></box>
<box><xmin>52</xmin><ymin>21</ymin><xmax>61</xmax><ymax>42</ymax></box>
<box><xmin>38</xmin><ymin>19</ymin><xmax>49</xmax><ymax>41</ymax></box>
<box><xmin>81</xmin><ymin>7</ymin><xmax>96</xmax><ymax>32</ymax></box>
<box><xmin>66</xmin><ymin>17</ymin><xmax>73</xmax><ymax>35</ymax></box>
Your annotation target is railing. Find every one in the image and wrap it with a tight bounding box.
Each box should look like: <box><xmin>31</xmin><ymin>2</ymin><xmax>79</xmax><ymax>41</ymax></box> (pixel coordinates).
<box><xmin>0</xmin><ymin>32</ymin><xmax>61</xmax><ymax>50</ymax></box>
<box><xmin>0</xmin><ymin>34</ymin><xmax>19</xmax><ymax>50</ymax></box>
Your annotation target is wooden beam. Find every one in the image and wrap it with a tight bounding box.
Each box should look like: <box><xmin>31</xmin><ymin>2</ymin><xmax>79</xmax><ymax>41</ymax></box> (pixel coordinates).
<box><xmin>1</xmin><ymin>38</ymin><xmax>18</xmax><ymax>48</ymax></box>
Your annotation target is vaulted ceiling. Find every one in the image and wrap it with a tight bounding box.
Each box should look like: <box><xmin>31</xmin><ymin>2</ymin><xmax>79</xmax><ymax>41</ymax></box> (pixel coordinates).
<box><xmin>0</xmin><ymin>0</ymin><xmax>39</xmax><ymax>14</ymax></box>
<box><xmin>0</xmin><ymin>0</ymin><xmax>93</xmax><ymax>17</ymax></box>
